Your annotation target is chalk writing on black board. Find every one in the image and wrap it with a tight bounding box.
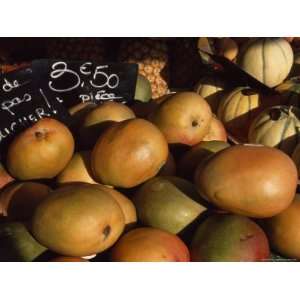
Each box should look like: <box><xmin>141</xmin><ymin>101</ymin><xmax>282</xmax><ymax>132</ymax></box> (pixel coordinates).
<box><xmin>31</xmin><ymin>60</ymin><xmax>138</xmax><ymax>108</ymax></box>
<box><xmin>48</xmin><ymin>61</ymin><xmax>124</xmax><ymax>103</ymax></box>
<box><xmin>0</xmin><ymin>59</ymin><xmax>138</xmax><ymax>148</ymax></box>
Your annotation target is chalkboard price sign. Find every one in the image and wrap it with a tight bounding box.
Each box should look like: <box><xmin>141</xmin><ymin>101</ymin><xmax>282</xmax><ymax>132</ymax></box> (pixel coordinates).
<box><xmin>0</xmin><ymin>66</ymin><xmax>71</xmax><ymax>148</ymax></box>
<box><xmin>32</xmin><ymin>59</ymin><xmax>138</xmax><ymax>108</ymax></box>
<box><xmin>0</xmin><ymin>59</ymin><xmax>138</xmax><ymax>149</ymax></box>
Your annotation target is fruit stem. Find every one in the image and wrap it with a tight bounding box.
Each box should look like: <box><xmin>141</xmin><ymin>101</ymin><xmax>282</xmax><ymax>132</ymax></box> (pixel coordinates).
<box><xmin>35</xmin><ymin>131</ymin><xmax>45</xmax><ymax>139</ymax></box>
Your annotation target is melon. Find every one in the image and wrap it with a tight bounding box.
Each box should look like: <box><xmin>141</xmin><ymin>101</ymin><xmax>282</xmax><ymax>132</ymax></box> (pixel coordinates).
<box><xmin>194</xmin><ymin>76</ymin><xmax>226</xmax><ymax>113</ymax></box>
<box><xmin>237</xmin><ymin>38</ymin><xmax>293</xmax><ymax>88</ymax></box>
<box><xmin>248</xmin><ymin>105</ymin><xmax>300</xmax><ymax>155</ymax></box>
<box><xmin>217</xmin><ymin>87</ymin><xmax>280</xmax><ymax>142</ymax></box>
<box><xmin>276</xmin><ymin>77</ymin><xmax>300</xmax><ymax>107</ymax></box>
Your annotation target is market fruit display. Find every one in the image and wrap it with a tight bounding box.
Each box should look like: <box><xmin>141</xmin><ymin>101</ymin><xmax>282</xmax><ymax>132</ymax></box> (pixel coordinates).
<box><xmin>237</xmin><ymin>38</ymin><xmax>293</xmax><ymax>88</ymax></box>
<box><xmin>91</xmin><ymin>118</ymin><xmax>168</xmax><ymax>188</ymax></box>
<box><xmin>133</xmin><ymin>176</ymin><xmax>207</xmax><ymax>234</ymax></box>
<box><xmin>111</xmin><ymin>227</ymin><xmax>190</xmax><ymax>262</ymax></box>
<box><xmin>190</xmin><ymin>214</ymin><xmax>270</xmax><ymax>262</ymax></box>
<box><xmin>150</xmin><ymin>92</ymin><xmax>213</xmax><ymax>145</ymax></box>
<box><xmin>31</xmin><ymin>183</ymin><xmax>125</xmax><ymax>257</ymax></box>
<box><xmin>195</xmin><ymin>145</ymin><xmax>298</xmax><ymax>218</ymax></box>
<box><xmin>263</xmin><ymin>194</ymin><xmax>300</xmax><ymax>259</ymax></box>
<box><xmin>6</xmin><ymin>118</ymin><xmax>75</xmax><ymax>180</ymax></box>
<box><xmin>2</xmin><ymin>37</ymin><xmax>300</xmax><ymax>263</ymax></box>
<box><xmin>248</xmin><ymin>106</ymin><xmax>300</xmax><ymax>155</ymax></box>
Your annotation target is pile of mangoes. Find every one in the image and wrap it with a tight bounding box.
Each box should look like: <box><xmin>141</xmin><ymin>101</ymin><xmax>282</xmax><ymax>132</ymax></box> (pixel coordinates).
<box><xmin>1</xmin><ymin>37</ymin><xmax>300</xmax><ymax>262</ymax></box>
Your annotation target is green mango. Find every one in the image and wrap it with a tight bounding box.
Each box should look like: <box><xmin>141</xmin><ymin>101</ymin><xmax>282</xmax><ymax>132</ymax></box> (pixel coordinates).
<box><xmin>134</xmin><ymin>75</ymin><xmax>152</xmax><ymax>103</ymax></box>
<box><xmin>0</xmin><ymin>222</ymin><xmax>47</xmax><ymax>262</ymax></box>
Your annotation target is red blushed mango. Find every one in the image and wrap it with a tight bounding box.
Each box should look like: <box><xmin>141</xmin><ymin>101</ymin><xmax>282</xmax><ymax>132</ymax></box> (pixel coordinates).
<box><xmin>190</xmin><ymin>214</ymin><xmax>270</xmax><ymax>262</ymax></box>
<box><xmin>111</xmin><ymin>227</ymin><xmax>190</xmax><ymax>262</ymax></box>
<box><xmin>195</xmin><ymin>145</ymin><xmax>297</xmax><ymax>218</ymax></box>
<box><xmin>91</xmin><ymin>118</ymin><xmax>168</xmax><ymax>188</ymax></box>
<box><xmin>202</xmin><ymin>116</ymin><xmax>227</xmax><ymax>142</ymax></box>
<box><xmin>150</xmin><ymin>92</ymin><xmax>213</xmax><ymax>146</ymax></box>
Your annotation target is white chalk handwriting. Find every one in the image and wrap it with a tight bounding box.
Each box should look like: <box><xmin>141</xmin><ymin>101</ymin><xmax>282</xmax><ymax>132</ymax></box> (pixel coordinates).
<box><xmin>79</xmin><ymin>90</ymin><xmax>123</xmax><ymax>103</ymax></box>
<box><xmin>1</xmin><ymin>77</ymin><xmax>31</xmax><ymax>93</ymax></box>
<box><xmin>0</xmin><ymin>107</ymin><xmax>51</xmax><ymax>142</ymax></box>
<box><xmin>48</xmin><ymin>61</ymin><xmax>122</xmax><ymax>98</ymax></box>
<box><xmin>1</xmin><ymin>93</ymin><xmax>32</xmax><ymax>116</ymax></box>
